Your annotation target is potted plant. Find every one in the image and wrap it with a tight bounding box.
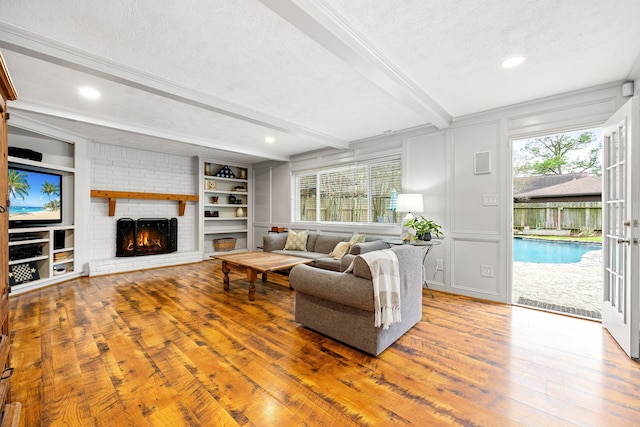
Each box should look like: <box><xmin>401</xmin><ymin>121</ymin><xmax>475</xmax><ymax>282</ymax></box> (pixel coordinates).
<box><xmin>403</xmin><ymin>215</ymin><xmax>443</xmax><ymax>241</ymax></box>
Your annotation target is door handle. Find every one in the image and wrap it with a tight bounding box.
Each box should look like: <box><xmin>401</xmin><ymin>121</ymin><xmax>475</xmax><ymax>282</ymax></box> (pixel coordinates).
<box><xmin>617</xmin><ymin>237</ymin><xmax>631</xmax><ymax>245</ymax></box>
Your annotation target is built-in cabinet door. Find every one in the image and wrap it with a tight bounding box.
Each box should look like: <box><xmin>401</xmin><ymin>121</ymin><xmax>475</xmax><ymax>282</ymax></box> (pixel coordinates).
<box><xmin>1</xmin><ymin>51</ymin><xmax>19</xmax><ymax>419</ymax></box>
<box><xmin>1</xmin><ymin>96</ymin><xmax>8</xmax><ymax>337</ymax></box>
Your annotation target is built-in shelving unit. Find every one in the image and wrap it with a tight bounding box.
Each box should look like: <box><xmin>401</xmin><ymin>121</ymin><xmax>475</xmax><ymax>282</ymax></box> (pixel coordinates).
<box><xmin>199</xmin><ymin>159</ymin><xmax>251</xmax><ymax>258</ymax></box>
<box><xmin>8</xmin><ymin>225</ymin><xmax>76</xmax><ymax>292</ymax></box>
<box><xmin>7</xmin><ymin>129</ymin><xmax>79</xmax><ymax>294</ymax></box>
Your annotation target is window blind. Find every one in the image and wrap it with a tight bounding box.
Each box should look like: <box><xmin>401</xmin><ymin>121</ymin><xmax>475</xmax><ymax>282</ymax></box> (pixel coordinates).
<box><xmin>292</xmin><ymin>158</ymin><xmax>401</xmax><ymax>224</ymax></box>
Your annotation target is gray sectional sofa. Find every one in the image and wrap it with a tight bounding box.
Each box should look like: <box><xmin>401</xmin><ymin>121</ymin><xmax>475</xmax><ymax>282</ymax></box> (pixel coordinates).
<box><xmin>262</xmin><ymin>232</ymin><xmax>389</xmax><ymax>271</ymax></box>
<box><xmin>289</xmin><ymin>245</ymin><xmax>423</xmax><ymax>356</ymax></box>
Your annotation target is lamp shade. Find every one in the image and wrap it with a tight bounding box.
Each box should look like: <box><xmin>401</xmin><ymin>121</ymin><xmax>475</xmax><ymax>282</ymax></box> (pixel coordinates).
<box><xmin>396</xmin><ymin>193</ymin><xmax>423</xmax><ymax>213</ymax></box>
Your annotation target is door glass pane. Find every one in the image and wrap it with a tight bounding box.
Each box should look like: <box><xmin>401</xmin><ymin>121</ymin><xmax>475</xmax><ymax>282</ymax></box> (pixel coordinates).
<box><xmin>620</xmin><ymin>125</ymin><xmax>626</xmax><ymax>159</ymax></box>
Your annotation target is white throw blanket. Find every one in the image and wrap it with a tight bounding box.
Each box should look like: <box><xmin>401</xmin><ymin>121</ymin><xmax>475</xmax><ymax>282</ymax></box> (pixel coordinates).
<box><xmin>352</xmin><ymin>249</ymin><xmax>401</xmax><ymax>330</ymax></box>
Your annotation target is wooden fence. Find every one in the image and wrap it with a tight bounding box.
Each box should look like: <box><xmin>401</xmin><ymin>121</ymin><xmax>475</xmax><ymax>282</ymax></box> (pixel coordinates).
<box><xmin>513</xmin><ymin>201</ymin><xmax>601</xmax><ymax>231</ymax></box>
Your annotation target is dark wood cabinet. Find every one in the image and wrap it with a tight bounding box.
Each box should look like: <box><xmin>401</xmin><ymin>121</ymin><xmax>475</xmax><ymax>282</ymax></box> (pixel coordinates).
<box><xmin>0</xmin><ymin>50</ymin><xmax>22</xmax><ymax>426</ymax></box>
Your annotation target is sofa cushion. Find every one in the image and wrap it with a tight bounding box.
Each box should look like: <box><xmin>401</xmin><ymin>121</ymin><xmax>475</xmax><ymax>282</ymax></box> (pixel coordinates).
<box><xmin>284</xmin><ymin>230</ymin><xmax>308</xmax><ymax>251</ymax></box>
<box><xmin>306</xmin><ymin>233</ymin><xmax>319</xmax><ymax>251</ymax></box>
<box><xmin>349</xmin><ymin>234</ymin><xmax>366</xmax><ymax>245</ymax></box>
<box><xmin>313</xmin><ymin>256</ymin><xmax>342</xmax><ymax>271</ymax></box>
<box><xmin>313</xmin><ymin>235</ymin><xmax>348</xmax><ymax>254</ymax></box>
<box><xmin>329</xmin><ymin>241</ymin><xmax>351</xmax><ymax>260</ymax></box>
<box><xmin>273</xmin><ymin>250</ymin><xmax>327</xmax><ymax>261</ymax></box>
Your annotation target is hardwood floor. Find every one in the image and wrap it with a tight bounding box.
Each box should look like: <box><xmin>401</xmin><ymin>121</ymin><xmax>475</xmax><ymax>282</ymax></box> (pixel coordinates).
<box><xmin>8</xmin><ymin>260</ymin><xmax>640</xmax><ymax>426</ymax></box>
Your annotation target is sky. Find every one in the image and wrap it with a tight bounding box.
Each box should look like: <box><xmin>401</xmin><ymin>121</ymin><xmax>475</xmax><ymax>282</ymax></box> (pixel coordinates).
<box><xmin>512</xmin><ymin>127</ymin><xmax>603</xmax><ymax>173</ymax></box>
<box><xmin>9</xmin><ymin>168</ymin><xmax>61</xmax><ymax>207</ymax></box>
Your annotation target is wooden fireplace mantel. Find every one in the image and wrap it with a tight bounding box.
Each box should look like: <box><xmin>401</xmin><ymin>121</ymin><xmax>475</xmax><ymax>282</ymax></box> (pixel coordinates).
<box><xmin>91</xmin><ymin>190</ymin><xmax>199</xmax><ymax>216</ymax></box>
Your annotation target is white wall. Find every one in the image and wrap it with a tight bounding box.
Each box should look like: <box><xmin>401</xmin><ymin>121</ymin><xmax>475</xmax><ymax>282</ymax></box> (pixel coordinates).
<box><xmin>446</xmin><ymin>82</ymin><xmax>627</xmax><ymax>302</ymax></box>
<box><xmin>252</xmin><ymin>129</ymin><xmax>449</xmax><ymax>285</ymax></box>
<box><xmin>252</xmin><ymin>82</ymin><xmax>630</xmax><ymax>302</ymax></box>
<box><xmin>404</xmin><ymin>131</ymin><xmax>447</xmax><ymax>287</ymax></box>
<box><xmin>448</xmin><ymin>120</ymin><xmax>504</xmax><ymax>299</ymax></box>
<box><xmin>88</xmin><ymin>142</ymin><xmax>201</xmax><ymax>275</ymax></box>
<box><xmin>11</xmin><ymin>80</ymin><xmax>633</xmax><ymax>294</ymax></box>
<box><xmin>252</xmin><ymin>161</ymin><xmax>291</xmax><ymax>246</ymax></box>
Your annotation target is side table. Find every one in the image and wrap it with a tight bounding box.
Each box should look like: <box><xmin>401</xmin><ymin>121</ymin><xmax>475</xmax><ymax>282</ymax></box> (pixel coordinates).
<box><xmin>385</xmin><ymin>239</ymin><xmax>441</xmax><ymax>298</ymax></box>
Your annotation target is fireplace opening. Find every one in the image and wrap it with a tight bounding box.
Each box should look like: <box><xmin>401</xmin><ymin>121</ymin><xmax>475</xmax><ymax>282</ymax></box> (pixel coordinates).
<box><xmin>116</xmin><ymin>218</ymin><xmax>177</xmax><ymax>257</ymax></box>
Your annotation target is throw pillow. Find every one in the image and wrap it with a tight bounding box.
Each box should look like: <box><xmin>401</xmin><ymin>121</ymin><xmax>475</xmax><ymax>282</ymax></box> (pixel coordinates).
<box><xmin>349</xmin><ymin>234</ymin><xmax>366</xmax><ymax>245</ymax></box>
<box><xmin>284</xmin><ymin>230</ymin><xmax>308</xmax><ymax>251</ymax></box>
<box><xmin>329</xmin><ymin>241</ymin><xmax>351</xmax><ymax>260</ymax></box>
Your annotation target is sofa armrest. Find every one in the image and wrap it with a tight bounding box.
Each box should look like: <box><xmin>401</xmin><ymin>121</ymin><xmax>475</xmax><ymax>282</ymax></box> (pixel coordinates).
<box><xmin>350</xmin><ymin>240</ymin><xmax>389</xmax><ymax>255</ymax></box>
<box><xmin>289</xmin><ymin>264</ymin><xmax>375</xmax><ymax>311</ymax></box>
<box><xmin>263</xmin><ymin>233</ymin><xmax>288</xmax><ymax>252</ymax></box>
<box><xmin>340</xmin><ymin>254</ymin><xmax>356</xmax><ymax>272</ymax></box>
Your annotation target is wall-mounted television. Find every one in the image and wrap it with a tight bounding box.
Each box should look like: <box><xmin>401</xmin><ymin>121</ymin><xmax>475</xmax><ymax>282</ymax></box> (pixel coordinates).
<box><xmin>8</xmin><ymin>164</ymin><xmax>62</xmax><ymax>228</ymax></box>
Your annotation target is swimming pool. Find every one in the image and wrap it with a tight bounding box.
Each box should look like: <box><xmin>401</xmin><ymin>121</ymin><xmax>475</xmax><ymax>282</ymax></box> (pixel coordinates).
<box><xmin>513</xmin><ymin>237</ymin><xmax>601</xmax><ymax>263</ymax></box>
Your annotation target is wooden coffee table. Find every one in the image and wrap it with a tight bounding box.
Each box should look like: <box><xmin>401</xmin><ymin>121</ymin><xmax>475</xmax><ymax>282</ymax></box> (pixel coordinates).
<box><xmin>211</xmin><ymin>251</ymin><xmax>312</xmax><ymax>301</ymax></box>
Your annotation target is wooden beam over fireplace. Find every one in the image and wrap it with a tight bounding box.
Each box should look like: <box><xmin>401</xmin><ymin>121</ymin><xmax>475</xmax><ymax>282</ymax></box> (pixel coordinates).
<box><xmin>90</xmin><ymin>190</ymin><xmax>199</xmax><ymax>216</ymax></box>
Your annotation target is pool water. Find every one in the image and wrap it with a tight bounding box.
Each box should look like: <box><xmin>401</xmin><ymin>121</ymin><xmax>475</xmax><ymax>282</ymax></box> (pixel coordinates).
<box><xmin>513</xmin><ymin>238</ymin><xmax>601</xmax><ymax>263</ymax></box>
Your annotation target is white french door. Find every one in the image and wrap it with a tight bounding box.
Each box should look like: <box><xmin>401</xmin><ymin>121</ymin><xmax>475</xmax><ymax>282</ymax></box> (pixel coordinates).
<box><xmin>602</xmin><ymin>97</ymin><xmax>640</xmax><ymax>359</ymax></box>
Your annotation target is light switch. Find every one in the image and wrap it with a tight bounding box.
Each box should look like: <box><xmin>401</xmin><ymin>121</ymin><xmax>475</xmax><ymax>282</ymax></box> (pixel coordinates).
<box><xmin>480</xmin><ymin>264</ymin><xmax>495</xmax><ymax>277</ymax></box>
<box><xmin>483</xmin><ymin>193</ymin><xmax>498</xmax><ymax>206</ymax></box>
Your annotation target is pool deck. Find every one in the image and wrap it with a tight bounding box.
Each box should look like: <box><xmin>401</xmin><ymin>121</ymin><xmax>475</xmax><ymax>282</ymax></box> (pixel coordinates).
<box><xmin>512</xmin><ymin>250</ymin><xmax>602</xmax><ymax>319</ymax></box>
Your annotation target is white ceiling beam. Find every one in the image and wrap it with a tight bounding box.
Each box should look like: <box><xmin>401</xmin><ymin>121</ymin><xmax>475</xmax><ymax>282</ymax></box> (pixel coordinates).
<box><xmin>0</xmin><ymin>22</ymin><xmax>348</xmax><ymax>151</ymax></box>
<box><xmin>259</xmin><ymin>0</ymin><xmax>452</xmax><ymax>129</ymax></box>
<box><xmin>11</xmin><ymin>101</ymin><xmax>291</xmax><ymax>162</ymax></box>
<box><xmin>8</xmin><ymin>112</ymin><xmax>91</xmax><ymax>146</ymax></box>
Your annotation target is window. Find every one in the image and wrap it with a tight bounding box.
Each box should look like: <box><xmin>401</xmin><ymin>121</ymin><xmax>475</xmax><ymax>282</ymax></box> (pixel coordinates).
<box><xmin>293</xmin><ymin>158</ymin><xmax>401</xmax><ymax>224</ymax></box>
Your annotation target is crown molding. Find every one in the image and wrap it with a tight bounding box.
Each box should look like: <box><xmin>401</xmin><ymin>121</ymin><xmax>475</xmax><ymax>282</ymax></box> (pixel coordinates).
<box><xmin>451</xmin><ymin>81</ymin><xmax>625</xmax><ymax>127</ymax></box>
<box><xmin>0</xmin><ymin>22</ymin><xmax>348</xmax><ymax>151</ymax></box>
<box><xmin>259</xmin><ymin>0</ymin><xmax>451</xmax><ymax>129</ymax></box>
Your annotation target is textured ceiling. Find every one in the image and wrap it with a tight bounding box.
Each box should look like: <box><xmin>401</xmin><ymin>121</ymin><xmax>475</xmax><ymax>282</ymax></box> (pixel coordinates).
<box><xmin>1</xmin><ymin>0</ymin><xmax>639</xmax><ymax>162</ymax></box>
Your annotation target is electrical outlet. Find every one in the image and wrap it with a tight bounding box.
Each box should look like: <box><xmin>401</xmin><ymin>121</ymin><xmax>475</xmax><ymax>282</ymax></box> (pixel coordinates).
<box><xmin>436</xmin><ymin>259</ymin><xmax>444</xmax><ymax>271</ymax></box>
<box><xmin>480</xmin><ymin>264</ymin><xmax>494</xmax><ymax>277</ymax></box>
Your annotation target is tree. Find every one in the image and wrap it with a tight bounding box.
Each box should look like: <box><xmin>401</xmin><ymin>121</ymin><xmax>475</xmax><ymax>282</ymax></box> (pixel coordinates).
<box><xmin>516</xmin><ymin>131</ymin><xmax>601</xmax><ymax>176</ymax></box>
<box><xmin>8</xmin><ymin>169</ymin><xmax>30</xmax><ymax>200</ymax></box>
<box><xmin>41</xmin><ymin>181</ymin><xmax>61</xmax><ymax>211</ymax></box>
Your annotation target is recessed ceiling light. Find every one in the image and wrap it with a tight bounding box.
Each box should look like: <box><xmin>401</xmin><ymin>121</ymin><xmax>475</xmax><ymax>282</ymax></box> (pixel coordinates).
<box><xmin>79</xmin><ymin>86</ymin><xmax>101</xmax><ymax>100</ymax></box>
<box><xmin>502</xmin><ymin>56</ymin><xmax>525</xmax><ymax>69</ymax></box>
<box><xmin>265</xmin><ymin>136</ymin><xmax>275</xmax><ymax>143</ymax></box>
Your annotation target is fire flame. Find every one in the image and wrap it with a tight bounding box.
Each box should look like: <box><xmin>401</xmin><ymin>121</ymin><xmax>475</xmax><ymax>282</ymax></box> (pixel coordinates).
<box><xmin>137</xmin><ymin>230</ymin><xmax>162</xmax><ymax>248</ymax></box>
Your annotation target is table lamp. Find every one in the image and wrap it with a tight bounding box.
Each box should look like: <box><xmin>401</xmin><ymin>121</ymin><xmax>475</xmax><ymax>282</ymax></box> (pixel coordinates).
<box><xmin>397</xmin><ymin>193</ymin><xmax>423</xmax><ymax>241</ymax></box>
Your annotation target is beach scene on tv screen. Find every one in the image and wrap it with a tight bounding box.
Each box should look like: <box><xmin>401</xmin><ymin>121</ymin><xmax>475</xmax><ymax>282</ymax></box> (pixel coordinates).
<box><xmin>8</xmin><ymin>168</ymin><xmax>61</xmax><ymax>221</ymax></box>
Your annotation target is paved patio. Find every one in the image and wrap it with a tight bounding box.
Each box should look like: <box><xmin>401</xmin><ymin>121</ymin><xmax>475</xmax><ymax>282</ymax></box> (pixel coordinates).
<box><xmin>512</xmin><ymin>250</ymin><xmax>602</xmax><ymax>319</ymax></box>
